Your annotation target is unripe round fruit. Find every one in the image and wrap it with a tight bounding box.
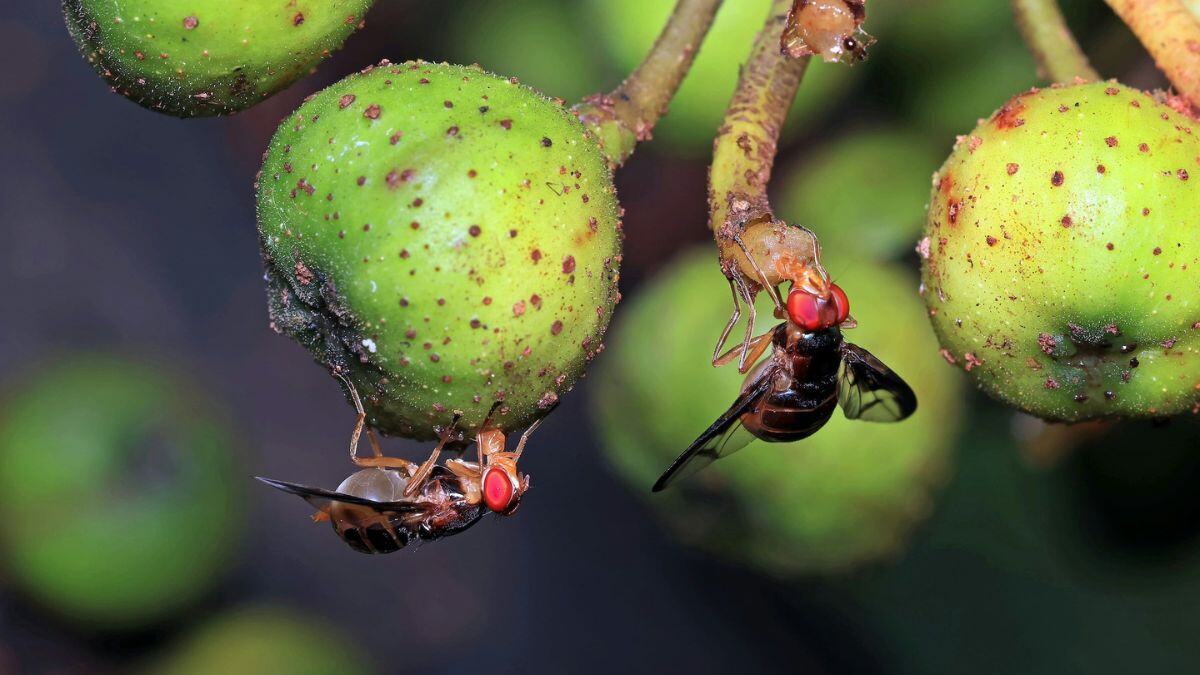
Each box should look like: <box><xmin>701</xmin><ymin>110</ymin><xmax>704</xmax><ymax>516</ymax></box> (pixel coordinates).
<box><xmin>777</xmin><ymin>128</ymin><xmax>940</xmax><ymax>261</ymax></box>
<box><xmin>146</xmin><ymin>607</ymin><xmax>373</xmax><ymax>675</ymax></box>
<box><xmin>0</xmin><ymin>356</ymin><xmax>241</xmax><ymax>629</ymax></box>
<box><xmin>64</xmin><ymin>0</ymin><xmax>374</xmax><ymax>116</ymax></box>
<box><xmin>921</xmin><ymin>82</ymin><xmax>1200</xmax><ymax>422</ymax></box>
<box><xmin>259</xmin><ymin>61</ymin><xmax>621</xmax><ymax>440</ymax></box>
<box><xmin>594</xmin><ymin>248</ymin><xmax>963</xmax><ymax>576</ymax></box>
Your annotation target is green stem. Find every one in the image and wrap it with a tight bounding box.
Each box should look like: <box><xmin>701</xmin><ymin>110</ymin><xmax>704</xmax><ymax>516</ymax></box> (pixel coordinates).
<box><xmin>709</xmin><ymin>0</ymin><xmax>822</xmax><ymax>286</ymax></box>
<box><xmin>1104</xmin><ymin>0</ymin><xmax>1200</xmax><ymax>108</ymax></box>
<box><xmin>1011</xmin><ymin>0</ymin><xmax>1099</xmax><ymax>82</ymax></box>
<box><xmin>573</xmin><ymin>0</ymin><xmax>723</xmax><ymax>167</ymax></box>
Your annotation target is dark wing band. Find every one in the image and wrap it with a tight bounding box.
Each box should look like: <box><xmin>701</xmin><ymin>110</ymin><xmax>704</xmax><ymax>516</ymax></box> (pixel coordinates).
<box><xmin>837</xmin><ymin>342</ymin><xmax>918</xmax><ymax>422</ymax></box>
<box><xmin>651</xmin><ymin>374</ymin><xmax>772</xmax><ymax>492</ymax></box>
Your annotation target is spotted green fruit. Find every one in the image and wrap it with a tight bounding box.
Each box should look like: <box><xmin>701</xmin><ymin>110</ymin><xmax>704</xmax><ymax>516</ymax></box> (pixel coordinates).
<box><xmin>64</xmin><ymin>0</ymin><xmax>374</xmax><ymax>116</ymax></box>
<box><xmin>0</xmin><ymin>356</ymin><xmax>241</xmax><ymax>629</ymax></box>
<box><xmin>259</xmin><ymin>61</ymin><xmax>621</xmax><ymax>440</ymax></box>
<box><xmin>594</xmin><ymin>248</ymin><xmax>963</xmax><ymax>577</ymax></box>
<box><xmin>921</xmin><ymin>82</ymin><xmax>1200</xmax><ymax>422</ymax></box>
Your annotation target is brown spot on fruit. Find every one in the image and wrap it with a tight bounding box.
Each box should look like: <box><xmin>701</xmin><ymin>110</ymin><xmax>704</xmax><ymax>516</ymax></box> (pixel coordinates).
<box><xmin>183</xmin><ymin>16</ymin><xmax>199</xmax><ymax>30</ymax></box>
<box><xmin>468</xmin><ymin>225</ymin><xmax>481</xmax><ymax>237</ymax></box>
<box><xmin>340</xmin><ymin>94</ymin><xmax>356</xmax><ymax>109</ymax></box>
<box><xmin>1044</xmin><ymin>377</ymin><xmax>1061</xmax><ymax>389</ymax></box>
<box><xmin>364</xmin><ymin>104</ymin><xmax>381</xmax><ymax>119</ymax></box>
<box><xmin>993</xmin><ymin>100</ymin><xmax>1027</xmax><ymax>129</ymax></box>
<box><xmin>562</xmin><ymin>256</ymin><xmax>576</xmax><ymax>274</ymax></box>
<box><xmin>550</xmin><ymin>320</ymin><xmax>564</xmax><ymax>335</ymax></box>
<box><xmin>1007</xmin><ymin>163</ymin><xmax>1019</xmax><ymax>175</ymax></box>
<box><xmin>1106</xmin><ymin>136</ymin><xmax>1118</xmax><ymax>147</ymax></box>
<box><xmin>1038</xmin><ymin>333</ymin><xmax>1057</xmax><ymax>355</ymax></box>
<box><xmin>1051</xmin><ymin>171</ymin><xmax>1064</xmax><ymax>186</ymax></box>
<box><xmin>293</xmin><ymin>13</ymin><xmax>305</xmax><ymax>26</ymax></box>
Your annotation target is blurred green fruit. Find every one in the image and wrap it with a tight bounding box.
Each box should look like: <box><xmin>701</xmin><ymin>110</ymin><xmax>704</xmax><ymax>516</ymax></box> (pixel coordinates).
<box><xmin>921</xmin><ymin>82</ymin><xmax>1200</xmax><ymax>422</ymax></box>
<box><xmin>64</xmin><ymin>0</ymin><xmax>374</xmax><ymax>116</ymax></box>
<box><xmin>259</xmin><ymin>61</ymin><xmax>621</xmax><ymax>440</ymax></box>
<box><xmin>776</xmin><ymin>128</ymin><xmax>941</xmax><ymax>262</ymax></box>
<box><xmin>583</xmin><ymin>0</ymin><xmax>855</xmax><ymax>153</ymax></box>
<box><xmin>0</xmin><ymin>356</ymin><xmax>241</xmax><ymax>629</ymax></box>
<box><xmin>447</xmin><ymin>0</ymin><xmax>603</xmax><ymax>103</ymax></box>
<box><xmin>873</xmin><ymin>0</ymin><xmax>1013</xmax><ymax>58</ymax></box>
<box><xmin>146</xmin><ymin>607</ymin><xmax>373</xmax><ymax>675</ymax></box>
<box><xmin>906</xmin><ymin>42</ymin><xmax>1038</xmax><ymax>137</ymax></box>
<box><xmin>856</xmin><ymin>413</ymin><xmax>1200</xmax><ymax>675</ymax></box>
<box><xmin>594</xmin><ymin>248</ymin><xmax>964</xmax><ymax>576</ymax></box>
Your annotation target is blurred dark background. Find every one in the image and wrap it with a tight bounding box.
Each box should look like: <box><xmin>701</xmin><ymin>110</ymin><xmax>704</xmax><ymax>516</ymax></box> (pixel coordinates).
<box><xmin>4</xmin><ymin>1</ymin><xmax>1200</xmax><ymax>673</ymax></box>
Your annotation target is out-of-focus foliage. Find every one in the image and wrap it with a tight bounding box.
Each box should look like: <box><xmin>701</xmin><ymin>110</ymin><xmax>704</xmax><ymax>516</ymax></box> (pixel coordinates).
<box><xmin>446</xmin><ymin>0</ymin><xmax>604</xmax><ymax>102</ymax></box>
<box><xmin>584</xmin><ymin>0</ymin><xmax>856</xmax><ymax>153</ymax></box>
<box><xmin>145</xmin><ymin>607</ymin><xmax>375</xmax><ymax>675</ymax></box>
<box><xmin>594</xmin><ymin>247</ymin><xmax>964</xmax><ymax>576</ymax></box>
<box><xmin>855</xmin><ymin>414</ymin><xmax>1200</xmax><ymax>674</ymax></box>
<box><xmin>776</xmin><ymin>128</ymin><xmax>941</xmax><ymax>262</ymax></box>
<box><xmin>0</xmin><ymin>356</ymin><xmax>241</xmax><ymax>629</ymax></box>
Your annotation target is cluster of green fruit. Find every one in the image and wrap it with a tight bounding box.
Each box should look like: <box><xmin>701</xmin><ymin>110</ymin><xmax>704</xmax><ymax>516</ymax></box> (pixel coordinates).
<box><xmin>62</xmin><ymin>0</ymin><xmax>1200</xmax><ymax>580</ymax></box>
<box><xmin>0</xmin><ymin>357</ymin><xmax>373</xmax><ymax>670</ymax></box>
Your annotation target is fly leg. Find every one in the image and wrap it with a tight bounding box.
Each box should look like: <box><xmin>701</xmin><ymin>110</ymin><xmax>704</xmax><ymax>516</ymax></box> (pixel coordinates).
<box><xmin>714</xmin><ymin>329</ymin><xmax>775</xmax><ymax>373</ymax></box>
<box><xmin>403</xmin><ymin>414</ymin><xmax>464</xmax><ymax>498</ymax></box>
<box><xmin>512</xmin><ymin>418</ymin><xmax>543</xmax><ymax>460</ymax></box>
<box><xmin>337</xmin><ymin>373</ymin><xmax>417</xmax><ymax>474</ymax></box>
<box><xmin>712</xmin><ymin>279</ymin><xmax>743</xmax><ymax>367</ymax></box>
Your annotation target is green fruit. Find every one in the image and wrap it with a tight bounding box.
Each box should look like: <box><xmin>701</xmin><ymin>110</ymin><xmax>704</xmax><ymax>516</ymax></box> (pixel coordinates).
<box><xmin>921</xmin><ymin>82</ymin><xmax>1200</xmax><ymax>422</ymax></box>
<box><xmin>447</xmin><ymin>0</ymin><xmax>601</xmax><ymax>104</ymax></box>
<box><xmin>856</xmin><ymin>413</ymin><xmax>1200</xmax><ymax>675</ymax></box>
<box><xmin>0</xmin><ymin>356</ymin><xmax>241</xmax><ymax>629</ymax></box>
<box><xmin>776</xmin><ymin>128</ymin><xmax>941</xmax><ymax>262</ymax></box>
<box><xmin>584</xmin><ymin>0</ymin><xmax>855</xmax><ymax>153</ymax></box>
<box><xmin>64</xmin><ymin>0</ymin><xmax>374</xmax><ymax>116</ymax></box>
<box><xmin>594</xmin><ymin>248</ymin><xmax>964</xmax><ymax>576</ymax></box>
<box><xmin>146</xmin><ymin>607</ymin><xmax>373</xmax><ymax>675</ymax></box>
<box><xmin>905</xmin><ymin>42</ymin><xmax>1038</xmax><ymax>137</ymax></box>
<box><xmin>258</xmin><ymin>61</ymin><xmax>621</xmax><ymax>440</ymax></box>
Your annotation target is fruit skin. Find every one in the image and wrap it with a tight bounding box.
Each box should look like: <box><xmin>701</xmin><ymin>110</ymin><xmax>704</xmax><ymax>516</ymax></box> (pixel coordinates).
<box><xmin>145</xmin><ymin>607</ymin><xmax>373</xmax><ymax>675</ymax></box>
<box><xmin>0</xmin><ymin>356</ymin><xmax>241</xmax><ymax>629</ymax></box>
<box><xmin>594</xmin><ymin>248</ymin><xmax>963</xmax><ymax>576</ymax></box>
<box><xmin>259</xmin><ymin>61</ymin><xmax>622</xmax><ymax>440</ymax></box>
<box><xmin>921</xmin><ymin>82</ymin><xmax>1200</xmax><ymax>422</ymax></box>
<box><xmin>64</xmin><ymin>0</ymin><xmax>374</xmax><ymax>117</ymax></box>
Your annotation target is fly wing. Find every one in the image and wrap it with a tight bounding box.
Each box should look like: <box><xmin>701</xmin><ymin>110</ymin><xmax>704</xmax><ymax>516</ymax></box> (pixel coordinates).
<box><xmin>837</xmin><ymin>342</ymin><xmax>918</xmax><ymax>422</ymax></box>
<box><xmin>651</xmin><ymin>373</ymin><xmax>772</xmax><ymax>492</ymax></box>
<box><xmin>255</xmin><ymin>476</ymin><xmax>430</xmax><ymax>515</ymax></box>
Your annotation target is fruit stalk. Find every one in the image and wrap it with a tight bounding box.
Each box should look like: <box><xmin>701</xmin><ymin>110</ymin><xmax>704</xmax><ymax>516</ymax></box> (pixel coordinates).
<box><xmin>1010</xmin><ymin>0</ymin><xmax>1099</xmax><ymax>82</ymax></box>
<box><xmin>1103</xmin><ymin>0</ymin><xmax>1200</xmax><ymax>108</ymax></box>
<box><xmin>573</xmin><ymin>0</ymin><xmax>724</xmax><ymax>166</ymax></box>
<box><xmin>710</xmin><ymin>0</ymin><xmax>817</xmax><ymax>278</ymax></box>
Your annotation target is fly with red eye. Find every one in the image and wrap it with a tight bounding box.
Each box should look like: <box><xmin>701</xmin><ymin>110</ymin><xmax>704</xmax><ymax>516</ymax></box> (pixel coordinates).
<box><xmin>653</xmin><ymin>277</ymin><xmax>916</xmax><ymax>492</ymax></box>
<box><xmin>257</xmin><ymin>379</ymin><xmax>539</xmax><ymax>553</ymax></box>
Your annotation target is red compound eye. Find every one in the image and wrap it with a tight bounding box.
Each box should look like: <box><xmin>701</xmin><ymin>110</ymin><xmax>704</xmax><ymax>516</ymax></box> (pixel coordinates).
<box><xmin>829</xmin><ymin>283</ymin><xmax>850</xmax><ymax>324</ymax></box>
<box><xmin>787</xmin><ymin>285</ymin><xmax>850</xmax><ymax>331</ymax></box>
<box><xmin>482</xmin><ymin>467</ymin><xmax>514</xmax><ymax>512</ymax></box>
<box><xmin>787</xmin><ymin>289</ymin><xmax>825</xmax><ymax>331</ymax></box>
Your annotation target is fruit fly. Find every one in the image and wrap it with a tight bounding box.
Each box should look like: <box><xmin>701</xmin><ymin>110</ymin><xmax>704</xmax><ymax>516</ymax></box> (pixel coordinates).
<box><xmin>257</xmin><ymin>377</ymin><xmax>539</xmax><ymax>553</ymax></box>
<box><xmin>653</xmin><ymin>276</ymin><xmax>916</xmax><ymax>491</ymax></box>
<box><xmin>781</xmin><ymin>0</ymin><xmax>874</xmax><ymax>64</ymax></box>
